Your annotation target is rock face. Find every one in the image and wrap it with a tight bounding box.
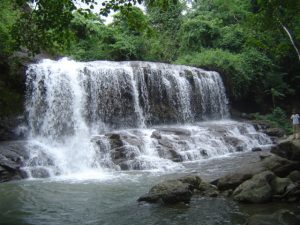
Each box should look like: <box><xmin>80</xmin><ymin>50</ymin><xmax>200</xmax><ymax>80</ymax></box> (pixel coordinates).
<box><xmin>0</xmin><ymin>141</ymin><xmax>29</xmax><ymax>182</ymax></box>
<box><xmin>233</xmin><ymin>171</ymin><xmax>275</xmax><ymax>203</ymax></box>
<box><xmin>0</xmin><ymin>116</ymin><xmax>26</xmax><ymax>141</ymax></box>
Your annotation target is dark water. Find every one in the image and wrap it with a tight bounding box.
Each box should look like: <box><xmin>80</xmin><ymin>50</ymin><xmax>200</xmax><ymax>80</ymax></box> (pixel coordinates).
<box><xmin>1</xmin><ymin>152</ymin><xmax>299</xmax><ymax>225</ymax></box>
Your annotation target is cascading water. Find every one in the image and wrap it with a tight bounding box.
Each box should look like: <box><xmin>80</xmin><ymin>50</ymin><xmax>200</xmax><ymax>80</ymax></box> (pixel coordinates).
<box><xmin>23</xmin><ymin>58</ymin><xmax>271</xmax><ymax>178</ymax></box>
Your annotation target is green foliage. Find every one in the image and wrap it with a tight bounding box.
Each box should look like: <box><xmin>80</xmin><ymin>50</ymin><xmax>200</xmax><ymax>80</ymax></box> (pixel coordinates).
<box><xmin>254</xmin><ymin>107</ymin><xmax>292</xmax><ymax>134</ymax></box>
<box><xmin>0</xmin><ymin>0</ymin><xmax>20</xmax><ymax>57</ymax></box>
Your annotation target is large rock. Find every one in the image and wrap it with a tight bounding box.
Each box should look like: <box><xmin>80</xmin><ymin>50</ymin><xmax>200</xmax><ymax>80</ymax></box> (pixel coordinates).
<box><xmin>216</xmin><ymin>173</ymin><xmax>253</xmax><ymax>191</ymax></box>
<box><xmin>270</xmin><ymin>177</ymin><xmax>293</xmax><ymax>195</ymax></box>
<box><xmin>245</xmin><ymin>209</ymin><xmax>300</xmax><ymax>225</ymax></box>
<box><xmin>288</xmin><ymin>170</ymin><xmax>300</xmax><ymax>182</ymax></box>
<box><xmin>138</xmin><ymin>175</ymin><xmax>219</xmax><ymax>204</ymax></box>
<box><xmin>271</xmin><ymin>139</ymin><xmax>300</xmax><ymax>161</ymax></box>
<box><xmin>0</xmin><ymin>141</ymin><xmax>29</xmax><ymax>182</ymax></box>
<box><xmin>233</xmin><ymin>171</ymin><xmax>275</xmax><ymax>203</ymax></box>
<box><xmin>138</xmin><ymin>179</ymin><xmax>193</xmax><ymax>204</ymax></box>
<box><xmin>262</xmin><ymin>154</ymin><xmax>300</xmax><ymax>177</ymax></box>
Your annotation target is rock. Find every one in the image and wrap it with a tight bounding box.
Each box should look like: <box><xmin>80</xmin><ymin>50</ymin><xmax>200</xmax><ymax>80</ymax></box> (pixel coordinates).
<box><xmin>151</xmin><ymin>131</ymin><xmax>161</xmax><ymax>139</ymax></box>
<box><xmin>157</xmin><ymin>127</ymin><xmax>191</xmax><ymax>137</ymax></box>
<box><xmin>252</xmin><ymin>147</ymin><xmax>262</xmax><ymax>152</ymax></box>
<box><xmin>288</xmin><ymin>170</ymin><xmax>300</xmax><ymax>182</ymax></box>
<box><xmin>245</xmin><ymin>209</ymin><xmax>300</xmax><ymax>225</ymax></box>
<box><xmin>223</xmin><ymin>136</ymin><xmax>245</xmax><ymax>152</ymax></box>
<box><xmin>0</xmin><ymin>116</ymin><xmax>26</xmax><ymax>141</ymax></box>
<box><xmin>30</xmin><ymin>167</ymin><xmax>50</xmax><ymax>178</ymax></box>
<box><xmin>106</xmin><ymin>133</ymin><xmax>123</xmax><ymax>149</ymax></box>
<box><xmin>262</xmin><ymin>154</ymin><xmax>300</xmax><ymax>177</ymax></box>
<box><xmin>0</xmin><ymin>141</ymin><xmax>29</xmax><ymax>182</ymax></box>
<box><xmin>216</xmin><ymin>173</ymin><xmax>253</xmax><ymax>191</ymax></box>
<box><xmin>270</xmin><ymin>177</ymin><xmax>293</xmax><ymax>195</ymax></box>
<box><xmin>271</xmin><ymin>139</ymin><xmax>300</xmax><ymax>161</ymax></box>
<box><xmin>138</xmin><ymin>179</ymin><xmax>193</xmax><ymax>204</ymax></box>
<box><xmin>178</xmin><ymin>175</ymin><xmax>202</xmax><ymax>189</ymax></box>
<box><xmin>250</xmin><ymin>120</ymin><xmax>273</xmax><ymax>131</ymax></box>
<box><xmin>196</xmin><ymin>182</ymin><xmax>219</xmax><ymax>197</ymax></box>
<box><xmin>233</xmin><ymin>171</ymin><xmax>275</xmax><ymax>203</ymax></box>
<box><xmin>265</xmin><ymin>127</ymin><xmax>285</xmax><ymax>138</ymax></box>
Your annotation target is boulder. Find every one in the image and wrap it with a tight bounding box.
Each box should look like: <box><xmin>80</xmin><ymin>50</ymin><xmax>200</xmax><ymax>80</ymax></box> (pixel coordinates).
<box><xmin>271</xmin><ymin>139</ymin><xmax>300</xmax><ymax>161</ymax></box>
<box><xmin>245</xmin><ymin>209</ymin><xmax>300</xmax><ymax>225</ymax></box>
<box><xmin>288</xmin><ymin>170</ymin><xmax>300</xmax><ymax>182</ymax></box>
<box><xmin>233</xmin><ymin>171</ymin><xmax>275</xmax><ymax>203</ymax></box>
<box><xmin>195</xmin><ymin>182</ymin><xmax>219</xmax><ymax>197</ymax></box>
<box><xmin>138</xmin><ymin>179</ymin><xmax>193</xmax><ymax>204</ymax></box>
<box><xmin>262</xmin><ymin>154</ymin><xmax>300</xmax><ymax>177</ymax></box>
<box><xmin>216</xmin><ymin>173</ymin><xmax>253</xmax><ymax>191</ymax></box>
<box><xmin>270</xmin><ymin>177</ymin><xmax>293</xmax><ymax>195</ymax></box>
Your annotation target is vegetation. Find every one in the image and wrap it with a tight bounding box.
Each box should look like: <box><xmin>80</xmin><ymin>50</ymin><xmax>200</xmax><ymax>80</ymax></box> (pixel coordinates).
<box><xmin>0</xmin><ymin>0</ymin><xmax>299</xmax><ymax>118</ymax></box>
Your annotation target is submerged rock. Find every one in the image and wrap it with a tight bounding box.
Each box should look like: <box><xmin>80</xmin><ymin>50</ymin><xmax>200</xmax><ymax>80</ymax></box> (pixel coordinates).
<box><xmin>245</xmin><ymin>209</ymin><xmax>300</xmax><ymax>225</ymax></box>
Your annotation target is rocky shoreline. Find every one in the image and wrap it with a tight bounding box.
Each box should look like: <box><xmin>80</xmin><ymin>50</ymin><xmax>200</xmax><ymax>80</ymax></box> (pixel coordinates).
<box><xmin>138</xmin><ymin>137</ymin><xmax>300</xmax><ymax>224</ymax></box>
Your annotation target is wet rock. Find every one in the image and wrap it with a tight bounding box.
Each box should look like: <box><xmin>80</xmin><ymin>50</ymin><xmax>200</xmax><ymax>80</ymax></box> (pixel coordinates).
<box><xmin>271</xmin><ymin>139</ymin><xmax>300</xmax><ymax>161</ymax></box>
<box><xmin>265</xmin><ymin>127</ymin><xmax>285</xmax><ymax>138</ymax></box>
<box><xmin>0</xmin><ymin>116</ymin><xmax>26</xmax><ymax>141</ymax></box>
<box><xmin>288</xmin><ymin>170</ymin><xmax>300</xmax><ymax>182</ymax></box>
<box><xmin>106</xmin><ymin>133</ymin><xmax>123</xmax><ymax>149</ymax></box>
<box><xmin>157</xmin><ymin>127</ymin><xmax>191</xmax><ymax>137</ymax></box>
<box><xmin>0</xmin><ymin>141</ymin><xmax>29</xmax><ymax>182</ymax></box>
<box><xmin>250</xmin><ymin>120</ymin><xmax>273</xmax><ymax>131</ymax></box>
<box><xmin>195</xmin><ymin>182</ymin><xmax>219</xmax><ymax>197</ymax></box>
<box><xmin>233</xmin><ymin>171</ymin><xmax>275</xmax><ymax>203</ymax></box>
<box><xmin>151</xmin><ymin>131</ymin><xmax>161</xmax><ymax>139</ymax></box>
<box><xmin>200</xmin><ymin>149</ymin><xmax>208</xmax><ymax>157</ymax></box>
<box><xmin>223</xmin><ymin>136</ymin><xmax>245</xmax><ymax>152</ymax></box>
<box><xmin>30</xmin><ymin>167</ymin><xmax>50</xmax><ymax>178</ymax></box>
<box><xmin>178</xmin><ymin>175</ymin><xmax>202</xmax><ymax>189</ymax></box>
<box><xmin>262</xmin><ymin>154</ymin><xmax>300</xmax><ymax>177</ymax></box>
<box><xmin>138</xmin><ymin>179</ymin><xmax>193</xmax><ymax>204</ymax></box>
<box><xmin>245</xmin><ymin>209</ymin><xmax>300</xmax><ymax>225</ymax></box>
<box><xmin>252</xmin><ymin>147</ymin><xmax>262</xmax><ymax>152</ymax></box>
<box><xmin>216</xmin><ymin>173</ymin><xmax>253</xmax><ymax>191</ymax></box>
<box><xmin>119</xmin><ymin>159</ymin><xmax>154</xmax><ymax>170</ymax></box>
<box><xmin>270</xmin><ymin>177</ymin><xmax>293</xmax><ymax>195</ymax></box>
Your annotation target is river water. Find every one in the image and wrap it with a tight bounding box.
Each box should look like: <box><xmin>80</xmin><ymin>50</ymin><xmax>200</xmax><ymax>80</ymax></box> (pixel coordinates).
<box><xmin>1</xmin><ymin>151</ymin><xmax>300</xmax><ymax>225</ymax></box>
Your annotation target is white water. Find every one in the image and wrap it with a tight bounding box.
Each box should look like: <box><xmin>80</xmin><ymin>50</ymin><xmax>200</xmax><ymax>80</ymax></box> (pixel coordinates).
<box><xmin>23</xmin><ymin>58</ymin><xmax>271</xmax><ymax>179</ymax></box>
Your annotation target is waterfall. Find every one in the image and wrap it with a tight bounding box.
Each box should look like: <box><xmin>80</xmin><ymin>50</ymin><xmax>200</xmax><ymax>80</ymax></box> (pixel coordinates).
<box><xmin>23</xmin><ymin>58</ymin><xmax>271</xmax><ymax>178</ymax></box>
